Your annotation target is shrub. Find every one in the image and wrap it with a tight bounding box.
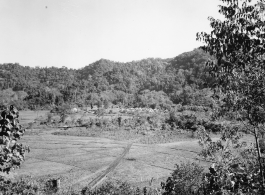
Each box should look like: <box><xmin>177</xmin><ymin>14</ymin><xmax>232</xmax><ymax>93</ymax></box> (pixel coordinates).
<box><xmin>57</xmin><ymin>104</ymin><xmax>71</xmax><ymax>114</ymax></box>
<box><xmin>103</xmin><ymin>100</ymin><xmax>110</xmax><ymax>109</ymax></box>
<box><xmin>0</xmin><ymin>176</ymin><xmax>40</xmax><ymax>195</ymax></box>
<box><xmin>9</xmin><ymin>100</ymin><xmax>28</xmax><ymax>110</ymax></box>
<box><xmin>60</xmin><ymin>113</ymin><xmax>68</xmax><ymax>123</ymax></box>
<box><xmin>102</xmin><ymin>118</ymin><xmax>110</xmax><ymax>127</ymax></box>
<box><xmin>167</xmin><ymin>109</ymin><xmax>224</xmax><ymax>133</ymax></box>
<box><xmin>167</xmin><ymin>111</ymin><xmax>198</xmax><ymax>130</ymax></box>
<box><xmin>161</xmin><ymin>162</ymin><xmax>204</xmax><ymax>195</ymax></box>
<box><xmin>97</xmin><ymin>101</ymin><xmax>103</xmax><ymax>109</ymax></box>
<box><xmin>201</xmin><ymin>120</ymin><xmax>223</xmax><ymax>133</ymax></box>
<box><xmin>95</xmin><ymin>118</ymin><xmax>102</xmax><ymax>127</ymax></box>
<box><xmin>82</xmin><ymin>182</ymin><xmax>135</xmax><ymax>195</ymax></box>
<box><xmin>0</xmin><ymin>105</ymin><xmax>29</xmax><ymax>174</ymax></box>
<box><xmin>81</xmin><ymin>181</ymin><xmax>160</xmax><ymax>195</ymax></box>
<box><xmin>88</xmin><ymin>118</ymin><xmax>95</xmax><ymax>128</ymax></box>
<box><xmin>96</xmin><ymin>108</ymin><xmax>105</xmax><ymax>117</ymax></box>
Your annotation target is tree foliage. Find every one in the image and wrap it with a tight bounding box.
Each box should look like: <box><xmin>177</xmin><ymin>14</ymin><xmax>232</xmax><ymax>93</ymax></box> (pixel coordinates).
<box><xmin>0</xmin><ymin>49</ymin><xmax>214</xmax><ymax>110</ymax></box>
<box><xmin>161</xmin><ymin>162</ymin><xmax>204</xmax><ymax>195</ymax></box>
<box><xmin>197</xmin><ymin>0</ymin><xmax>265</xmax><ymax>193</ymax></box>
<box><xmin>0</xmin><ymin>105</ymin><xmax>29</xmax><ymax>174</ymax></box>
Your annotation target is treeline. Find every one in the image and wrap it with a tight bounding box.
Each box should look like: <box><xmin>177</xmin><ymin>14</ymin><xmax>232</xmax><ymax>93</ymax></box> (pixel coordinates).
<box><xmin>0</xmin><ymin>48</ymin><xmax>215</xmax><ymax>110</ymax></box>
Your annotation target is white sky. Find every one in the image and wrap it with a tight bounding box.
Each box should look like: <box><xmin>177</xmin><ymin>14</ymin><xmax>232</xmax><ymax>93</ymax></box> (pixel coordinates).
<box><xmin>0</xmin><ymin>0</ymin><xmax>222</xmax><ymax>69</ymax></box>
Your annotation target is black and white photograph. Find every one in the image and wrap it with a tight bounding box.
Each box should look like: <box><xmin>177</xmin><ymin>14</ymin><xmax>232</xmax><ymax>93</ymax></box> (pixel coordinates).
<box><xmin>1</xmin><ymin>0</ymin><xmax>265</xmax><ymax>194</ymax></box>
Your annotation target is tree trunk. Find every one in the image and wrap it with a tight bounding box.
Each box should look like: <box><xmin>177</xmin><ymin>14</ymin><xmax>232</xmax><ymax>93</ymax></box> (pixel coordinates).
<box><xmin>254</xmin><ymin>127</ymin><xmax>264</xmax><ymax>192</ymax></box>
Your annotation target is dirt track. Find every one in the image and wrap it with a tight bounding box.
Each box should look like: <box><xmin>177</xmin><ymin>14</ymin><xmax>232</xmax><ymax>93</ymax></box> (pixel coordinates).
<box><xmin>86</xmin><ymin>143</ymin><xmax>133</xmax><ymax>189</ymax></box>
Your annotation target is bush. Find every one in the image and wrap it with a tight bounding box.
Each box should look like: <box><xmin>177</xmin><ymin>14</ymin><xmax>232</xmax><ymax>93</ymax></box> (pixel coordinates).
<box><xmin>0</xmin><ymin>176</ymin><xmax>40</xmax><ymax>195</ymax></box>
<box><xmin>81</xmin><ymin>181</ymin><xmax>160</xmax><ymax>195</ymax></box>
<box><xmin>0</xmin><ymin>106</ymin><xmax>29</xmax><ymax>174</ymax></box>
<box><xmin>56</xmin><ymin>104</ymin><xmax>72</xmax><ymax>114</ymax></box>
<box><xmin>167</xmin><ymin>112</ymin><xmax>198</xmax><ymax>130</ymax></box>
<box><xmin>96</xmin><ymin>108</ymin><xmax>105</xmax><ymax>117</ymax></box>
<box><xmin>201</xmin><ymin>120</ymin><xmax>223</xmax><ymax>133</ymax></box>
<box><xmin>82</xmin><ymin>182</ymin><xmax>135</xmax><ymax>195</ymax></box>
<box><xmin>88</xmin><ymin>118</ymin><xmax>95</xmax><ymax>128</ymax></box>
<box><xmin>103</xmin><ymin>100</ymin><xmax>110</xmax><ymax>109</ymax></box>
<box><xmin>77</xmin><ymin>117</ymin><xmax>88</xmax><ymax>126</ymax></box>
<box><xmin>167</xmin><ymin>109</ymin><xmax>224</xmax><ymax>133</ymax></box>
<box><xmin>9</xmin><ymin>100</ymin><xmax>28</xmax><ymax>110</ymax></box>
<box><xmin>60</xmin><ymin>113</ymin><xmax>68</xmax><ymax>123</ymax></box>
<box><xmin>102</xmin><ymin>118</ymin><xmax>110</xmax><ymax>127</ymax></box>
<box><xmin>161</xmin><ymin>162</ymin><xmax>204</xmax><ymax>195</ymax></box>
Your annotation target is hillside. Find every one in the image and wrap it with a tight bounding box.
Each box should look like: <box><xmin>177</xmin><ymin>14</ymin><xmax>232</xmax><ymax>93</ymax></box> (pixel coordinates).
<box><xmin>0</xmin><ymin>48</ymin><xmax>214</xmax><ymax>109</ymax></box>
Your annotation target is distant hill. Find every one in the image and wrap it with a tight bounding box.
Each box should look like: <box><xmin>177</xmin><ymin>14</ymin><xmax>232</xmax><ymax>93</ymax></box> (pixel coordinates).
<box><xmin>0</xmin><ymin>48</ymin><xmax>214</xmax><ymax>109</ymax></box>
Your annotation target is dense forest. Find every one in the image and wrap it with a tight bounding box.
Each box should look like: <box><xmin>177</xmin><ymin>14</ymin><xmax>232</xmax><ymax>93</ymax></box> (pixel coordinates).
<box><xmin>0</xmin><ymin>48</ymin><xmax>216</xmax><ymax>110</ymax></box>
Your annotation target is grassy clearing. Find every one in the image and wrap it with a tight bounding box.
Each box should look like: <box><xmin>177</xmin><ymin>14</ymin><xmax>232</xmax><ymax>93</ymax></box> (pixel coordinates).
<box><xmin>14</xmin><ymin>109</ymin><xmax>222</xmax><ymax>190</ymax></box>
<box><xmin>20</xmin><ymin>110</ymin><xmax>49</xmax><ymax>125</ymax></box>
<box><xmin>52</xmin><ymin>127</ymin><xmax>195</xmax><ymax>144</ymax></box>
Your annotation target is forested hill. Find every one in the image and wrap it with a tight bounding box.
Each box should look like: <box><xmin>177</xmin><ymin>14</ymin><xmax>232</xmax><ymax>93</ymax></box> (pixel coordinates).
<box><xmin>0</xmin><ymin>48</ymin><xmax>215</xmax><ymax>110</ymax></box>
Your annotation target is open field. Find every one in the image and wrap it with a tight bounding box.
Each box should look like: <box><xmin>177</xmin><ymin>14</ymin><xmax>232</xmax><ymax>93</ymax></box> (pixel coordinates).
<box><xmin>52</xmin><ymin>127</ymin><xmax>195</xmax><ymax>144</ymax></box>
<box><xmin>13</xmin><ymin>110</ymin><xmax>213</xmax><ymax>190</ymax></box>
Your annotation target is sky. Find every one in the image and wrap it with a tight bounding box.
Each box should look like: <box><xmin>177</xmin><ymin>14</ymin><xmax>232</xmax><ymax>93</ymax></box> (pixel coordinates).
<box><xmin>0</xmin><ymin>0</ymin><xmax>222</xmax><ymax>69</ymax></box>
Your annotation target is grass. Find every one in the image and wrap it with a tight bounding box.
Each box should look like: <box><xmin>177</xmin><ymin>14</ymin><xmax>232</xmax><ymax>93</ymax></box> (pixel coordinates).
<box><xmin>24</xmin><ymin>125</ymin><xmax>54</xmax><ymax>136</ymax></box>
<box><xmin>47</xmin><ymin>109</ymin><xmax>199</xmax><ymax>144</ymax></box>
<box><xmin>20</xmin><ymin>110</ymin><xmax>49</xmax><ymax>125</ymax></box>
<box><xmin>52</xmin><ymin>127</ymin><xmax>195</xmax><ymax>144</ymax></box>
<box><xmin>14</xmin><ymin>109</ymin><xmax>222</xmax><ymax>191</ymax></box>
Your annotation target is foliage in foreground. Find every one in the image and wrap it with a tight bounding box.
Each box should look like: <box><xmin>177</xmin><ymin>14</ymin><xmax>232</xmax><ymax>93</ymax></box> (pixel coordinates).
<box><xmin>0</xmin><ymin>176</ymin><xmax>40</xmax><ymax>195</ymax></box>
<box><xmin>82</xmin><ymin>182</ymin><xmax>135</xmax><ymax>195</ymax></box>
<box><xmin>196</xmin><ymin>0</ymin><xmax>265</xmax><ymax>193</ymax></box>
<box><xmin>161</xmin><ymin>162</ymin><xmax>204</xmax><ymax>195</ymax></box>
<box><xmin>0</xmin><ymin>106</ymin><xmax>29</xmax><ymax>174</ymax></box>
<box><xmin>0</xmin><ymin>177</ymin><xmax>161</xmax><ymax>195</ymax></box>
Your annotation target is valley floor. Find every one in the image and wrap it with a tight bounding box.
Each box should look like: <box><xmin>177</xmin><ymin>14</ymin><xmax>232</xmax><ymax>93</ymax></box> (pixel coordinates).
<box><xmin>12</xmin><ymin>111</ymin><xmax>211</xmax><ymax>190</ymax></box>
<box><xmin>14</xmin><ymin>131</ymin><xmax>210</xmax><ymax>190</ymax></box>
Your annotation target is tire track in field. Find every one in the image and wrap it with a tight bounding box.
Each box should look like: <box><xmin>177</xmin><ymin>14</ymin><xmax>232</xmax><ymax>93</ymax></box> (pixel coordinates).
<box><xmin>73</xmin><ymin>142</ymin><xmax>132</xmax><ymax>189</ymax></box>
